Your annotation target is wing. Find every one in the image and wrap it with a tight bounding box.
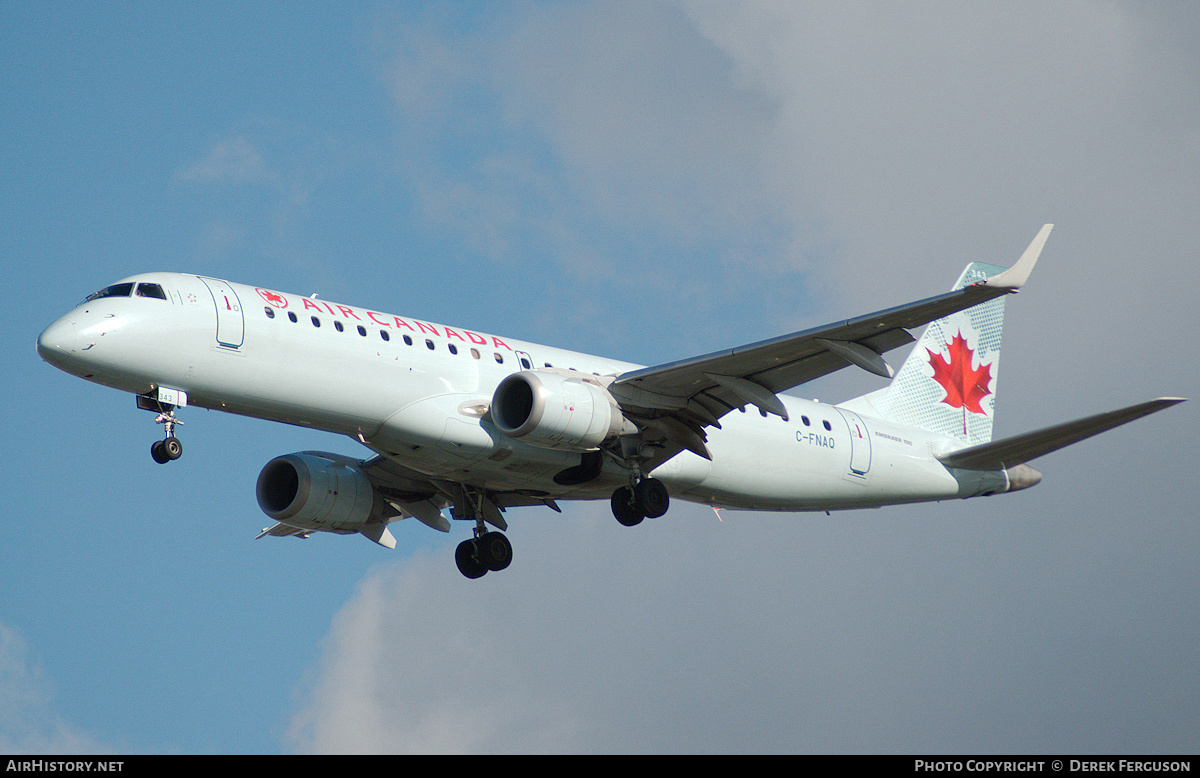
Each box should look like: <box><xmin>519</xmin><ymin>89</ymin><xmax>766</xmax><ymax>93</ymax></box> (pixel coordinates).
<box><xmin>608</xmin><ymin>226</ymin><xmax>1053</xmax><ymax>463</ymax></box>
<box><xmin>256</xmin><ymin>450</ymin><xmax>563</xmax><ymax>546</ymax></box>
<box><xmin>360</xmin><ymin>454</ymin><xmax>561</xmax><ymax>530</ymax></box>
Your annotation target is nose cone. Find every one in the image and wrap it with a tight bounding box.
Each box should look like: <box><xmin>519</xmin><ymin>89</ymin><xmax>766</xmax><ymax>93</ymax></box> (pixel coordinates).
<box><xmin>37</xmin><ymin>317</ymin><xmax>77</xmax><ymax>370</ymax></box>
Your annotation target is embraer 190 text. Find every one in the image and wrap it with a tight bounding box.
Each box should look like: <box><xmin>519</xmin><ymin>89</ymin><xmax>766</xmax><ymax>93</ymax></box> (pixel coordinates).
<box><xmin>37</xmin><ymin>226</ymin><xmax>1184</xmax><ymax>578</ymax></box>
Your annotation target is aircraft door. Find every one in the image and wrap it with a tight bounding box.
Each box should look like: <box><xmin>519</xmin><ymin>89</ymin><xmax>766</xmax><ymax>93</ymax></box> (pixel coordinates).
<box><xmin>835</xmin><ymin>408</ymin><xmax>872</xmax><ymax>477</ymax></box>
<box><xmin>515</xmin><ymin>350</ymin><xmax>534</xmax><ymax>370</ymax></box>
<box><xmin>199</xmin><ymin>277</ymin><xmax>244</xmax><ymax>349</ymax></box>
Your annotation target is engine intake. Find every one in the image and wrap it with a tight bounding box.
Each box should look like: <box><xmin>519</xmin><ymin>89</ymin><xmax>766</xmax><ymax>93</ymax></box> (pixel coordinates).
<box><xmin>491</xmin><ymin>370</ymin><xmax>629</xmax><ymax>451</ymax></box>
<box><xmin>256</xmin><ymin>452</ymin><xmax>379</xmax><ymax>532</ymax></box>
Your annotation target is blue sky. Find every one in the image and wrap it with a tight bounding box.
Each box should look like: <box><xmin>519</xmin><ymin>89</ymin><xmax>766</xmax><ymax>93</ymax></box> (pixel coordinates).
<box><xmin>4</xmin><ymin>1</ymin><xmax>1199</xmax><ymax>754</ymax></box>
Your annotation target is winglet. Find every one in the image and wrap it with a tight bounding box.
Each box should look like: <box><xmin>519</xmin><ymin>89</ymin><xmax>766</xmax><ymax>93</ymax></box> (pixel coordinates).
<box><xmin>985</xmin><ymin>224</ymin><xmax>1053</xmax><ymax>291</ymax></box>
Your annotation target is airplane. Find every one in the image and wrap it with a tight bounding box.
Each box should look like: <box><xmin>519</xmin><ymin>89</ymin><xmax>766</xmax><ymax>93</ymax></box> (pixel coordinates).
<box><xmin>36</xmin><ymin>225</ymin><xmax>1184</xmax><ymax>579</ymax></box>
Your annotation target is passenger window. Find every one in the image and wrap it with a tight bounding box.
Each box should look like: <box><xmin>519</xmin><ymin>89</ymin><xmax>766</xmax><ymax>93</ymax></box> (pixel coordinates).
<box><xmin>381</xmin><ymin>330</ymin><xmax>390</xmax><ymax>342</ymax></box>
<box><xmin>801</xmin><ymin>416</ymin><xmax>810</xmax><ymax>426</ymax></box>
<box><xmin>288</xmin><ymin>312</ymin><xmax>298</xmax><ymax>323</ymax></box>
<box><xmin>470</xmin><ymin>348</ymin><xmax>480</xmax><ymax>359</ymax></box>
<box><xmin>311</xmin><ymin>316</ymin><xmax>321</xmax><ymax>327</ymax></box>
<box><xmin>357</xmin><ymin>326</ymin><xmax>366</xmax><ymax>336</ymax></box>
<box><xmin>448</xmin><ymin>344</ymin><xmax>458</xmax><ymax>355</ymax></box>
<box><xmin>494</xmin><ymin>353</ymin><xmax>504</xmax><ymax>364</ymax></box>
<box><xmin>334</xmin><ymin>321</ymin><xmax>344</xmax><ymax>333</ymax></box>
<box><xmin>264</xmin><ymin>307</ymin><xmax>275</xmax><ymax>319</ymax></box>
<box><xmin>425</xmin><ymin>339</ymin><xmax>435</xmax><ymax>350</ymax></box>
<box><xmin>136</xmin><ymin>283</ymin><xmax>168</xmax><ymax>300</ymax></box>
<box><xmin>403</xmin><ymin>335</ymin><xmax>413</xmax><ymax>346</ymax></box>
<box><xmin>823</xmin><ymin>420</ymin><xmax>832</xmax><ymax>431</ymax></box>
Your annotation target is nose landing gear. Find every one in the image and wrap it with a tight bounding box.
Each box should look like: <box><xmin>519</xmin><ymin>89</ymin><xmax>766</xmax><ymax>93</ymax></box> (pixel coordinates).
<box><xmin>138</xmin><ymin>392</ymin><xmax>186</xmax><ymax>464</ymax></box>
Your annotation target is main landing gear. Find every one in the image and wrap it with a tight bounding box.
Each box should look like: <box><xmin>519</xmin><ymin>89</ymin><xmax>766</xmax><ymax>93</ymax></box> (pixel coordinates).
<box><xmin>450</xmin><ymin>488</ymin><xmax>514</xmax><ymax>580</ymax></box>
<box><xmin>455</xmin><ymin>527</ymin><xmax>513</xmax><ymax>580</ymax></box>
<box><xmin>610</xmin><ymin>476</ymin><xmax>670</xmax><ymax>527</ymax></box>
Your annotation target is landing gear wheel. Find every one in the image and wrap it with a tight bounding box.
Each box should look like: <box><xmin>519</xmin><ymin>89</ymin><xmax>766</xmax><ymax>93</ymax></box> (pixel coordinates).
<box><xmin>611</xmin><ymin>486</ymin><xmax>645</xmax><ymax>527</ymax></box>
<box><xmin>477</xmin><ymin>531</ymin><xmax>513</xmax><ymax>572</ymax></box>
<box><xmin>152</xmin><ymin>437</ymin><xmax>183</xmax><ymax>464</ymax></box>
<box><xmin>162</xmin><ymin>436</ymin><xmax>183</xmax><ymax>460</ymax></box>
<box><xmin>635</xmin><ymin>477</ymin><xmax>670</xmax><ymax>518</ymax></box>
<box><xmin>455</xmin><ymin>539</ymin><xmax>488</xmax><ymax>579</ymax></box>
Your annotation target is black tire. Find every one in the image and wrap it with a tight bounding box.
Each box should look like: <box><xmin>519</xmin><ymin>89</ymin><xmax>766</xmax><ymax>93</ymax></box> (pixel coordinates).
<box><xmin>151</xmin><ymin>440</ymin><xmax>170</xmax><ymax>464</ymax></box>
<box><xmin>478</xmin><ymin>531</ymin><xmax>513</xmax><ymax>572</ymax></box>
<box><xmin>611</xmin><ymin>486</ymin><xmax>645</xmax><ymax>527</ymax></box>
<box><xmin>635</xmin><ymin>478</ymin><xmax>670</xmax><ymax>518</ymax></box>
<box><xmin>455</xmin><ymin>539</ymin><xmax>487</xmax><ymax>579</ymax></box>
<box><xmin>163</xmin><ymin>436</ymin><xmax>183</xmax><ymax>460</ymax></box>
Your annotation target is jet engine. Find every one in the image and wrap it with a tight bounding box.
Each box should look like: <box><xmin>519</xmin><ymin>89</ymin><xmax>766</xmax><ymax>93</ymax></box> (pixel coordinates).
<box><xmin>256</xmin><ymin>452</ymin><xmax>382</xmax><ymax>532</ymax></box>
<box><xmin>491</xmin><ymin>370</ymin><xmax>631</xmax><ymax>451</ymax></box>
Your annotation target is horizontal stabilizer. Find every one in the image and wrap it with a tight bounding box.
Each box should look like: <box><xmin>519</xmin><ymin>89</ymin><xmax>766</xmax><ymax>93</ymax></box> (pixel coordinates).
<box><xmin>937</xmin><ymin>397</ymin><xmax>1185</xmax><ymax>470</ymax></box>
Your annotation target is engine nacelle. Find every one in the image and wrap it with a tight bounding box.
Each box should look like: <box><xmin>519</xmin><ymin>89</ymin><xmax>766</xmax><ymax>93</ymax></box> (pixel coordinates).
<box><xmin>256</xmin><ymin>452</ymin><xmax>380</xmax><ymax>532</ymax></box>
<box><xmin>491</xmin><ymin>370</ymin><xmax>630</xmax><ymax>451</ymax></box>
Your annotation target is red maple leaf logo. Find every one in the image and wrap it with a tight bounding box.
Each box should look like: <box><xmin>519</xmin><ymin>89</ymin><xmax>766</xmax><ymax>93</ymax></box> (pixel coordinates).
<box><xmin>927</xmin><ymin>331</ymin><xmax>993</xmax><ymax>415</ymax></box>
<box><xmin>257</xmin><ymin>288</ymin><xmax>288</xmax><ymax>309</ymax></box>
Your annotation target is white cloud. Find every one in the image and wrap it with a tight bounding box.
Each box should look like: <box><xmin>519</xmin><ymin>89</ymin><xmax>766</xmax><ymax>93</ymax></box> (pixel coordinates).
<box><xmin>495</xmin><ymin>2</ymin><xmax>781</xmax><ymax>243</ymax></box>
<box><xmin>683</xmin><ymin>1</ymin><xmax>1143</xmax><ymax>285</ymax></box>
<box><xmin>374</xmin><ymin>1</ymin><xmax>805</xmax><ymax>358</ymax></box>
<box><xmin>176</xmin><ymin>136</ymin><xmax>273</xmax><ymax>184</ymax></box>
<box><xmin>284</xmin><ymin>547</ymin><xmax>589</xmax><ymax>754</ymax></box>
<box><xmin>0</xmin><ymin>623</ymin><xmax>113</xmax><ymax>754</ymax></box>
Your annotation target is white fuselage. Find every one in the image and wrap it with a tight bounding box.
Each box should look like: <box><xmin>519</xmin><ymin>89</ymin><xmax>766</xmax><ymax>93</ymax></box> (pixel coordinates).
<box><xmin>37</xmin><ymin>272</ymin><xmax>998</xmax><ymax>514</ymax></box>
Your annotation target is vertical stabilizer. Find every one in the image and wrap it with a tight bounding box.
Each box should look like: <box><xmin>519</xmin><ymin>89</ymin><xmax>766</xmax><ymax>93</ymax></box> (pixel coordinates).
<box><xmin>864</xmin><ymin>263</ymin><xmax>1008</xmax><ymax>445</ymax></box>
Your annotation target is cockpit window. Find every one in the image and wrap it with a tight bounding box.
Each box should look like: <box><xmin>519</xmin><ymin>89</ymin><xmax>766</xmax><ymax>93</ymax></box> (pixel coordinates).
<box><xmin>136</xmin><ymin>283</ymin><xmax>167</xmax><ymax>300</ymax></box>
<box><xmin>85</xmin><ymin>283</ymin><xmax>134</xmax><ymax>302</ymax></box>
